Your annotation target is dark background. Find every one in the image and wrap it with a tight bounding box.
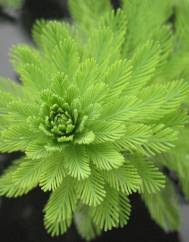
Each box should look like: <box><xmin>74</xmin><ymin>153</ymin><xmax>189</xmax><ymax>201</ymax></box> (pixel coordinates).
<box><xmin>0</xmin><ymin>1</ymin><xmax>189</xmax><ymax>241</ymax></box>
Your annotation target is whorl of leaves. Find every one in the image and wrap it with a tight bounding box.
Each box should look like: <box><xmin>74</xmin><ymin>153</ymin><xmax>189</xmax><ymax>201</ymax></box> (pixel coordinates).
<box><xmin>0</xmin><ymin>0</ymin><xmax>189</xmax><ymax>240</ymax></box>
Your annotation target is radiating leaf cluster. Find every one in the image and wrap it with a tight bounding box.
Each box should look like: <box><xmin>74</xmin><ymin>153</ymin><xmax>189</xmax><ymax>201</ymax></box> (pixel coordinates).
<box><xmin>0</xmin><ymin>0</ymin><xmax>189</xmax><ymax>240</ymax></box>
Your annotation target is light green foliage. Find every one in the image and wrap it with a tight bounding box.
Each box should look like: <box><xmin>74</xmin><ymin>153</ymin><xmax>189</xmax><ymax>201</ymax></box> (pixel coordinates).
<box><xmin>142</xmin><ymin>181</ymin><xmax>181</xmax><ymax>231</ymax></box>
<box><xmin>157</xmin><ymin>0</ymin><xmax>189</xmax><ymax>202</ymax></box>
<box><xmin>0</xmin><ymin>0</ymin><xmax>22</xmax><ymax>8</ymax></box>
<box><xmin>0</xmin><ymin>0</ymin><xmax>189</xmax><ymax>240</ymax></box>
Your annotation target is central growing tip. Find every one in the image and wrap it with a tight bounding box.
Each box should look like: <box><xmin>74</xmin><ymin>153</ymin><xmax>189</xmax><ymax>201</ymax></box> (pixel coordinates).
<box><xmin>44</xmin><ymin>103</ymin><xmax>79</xmax><ymax>142</ymax></box>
